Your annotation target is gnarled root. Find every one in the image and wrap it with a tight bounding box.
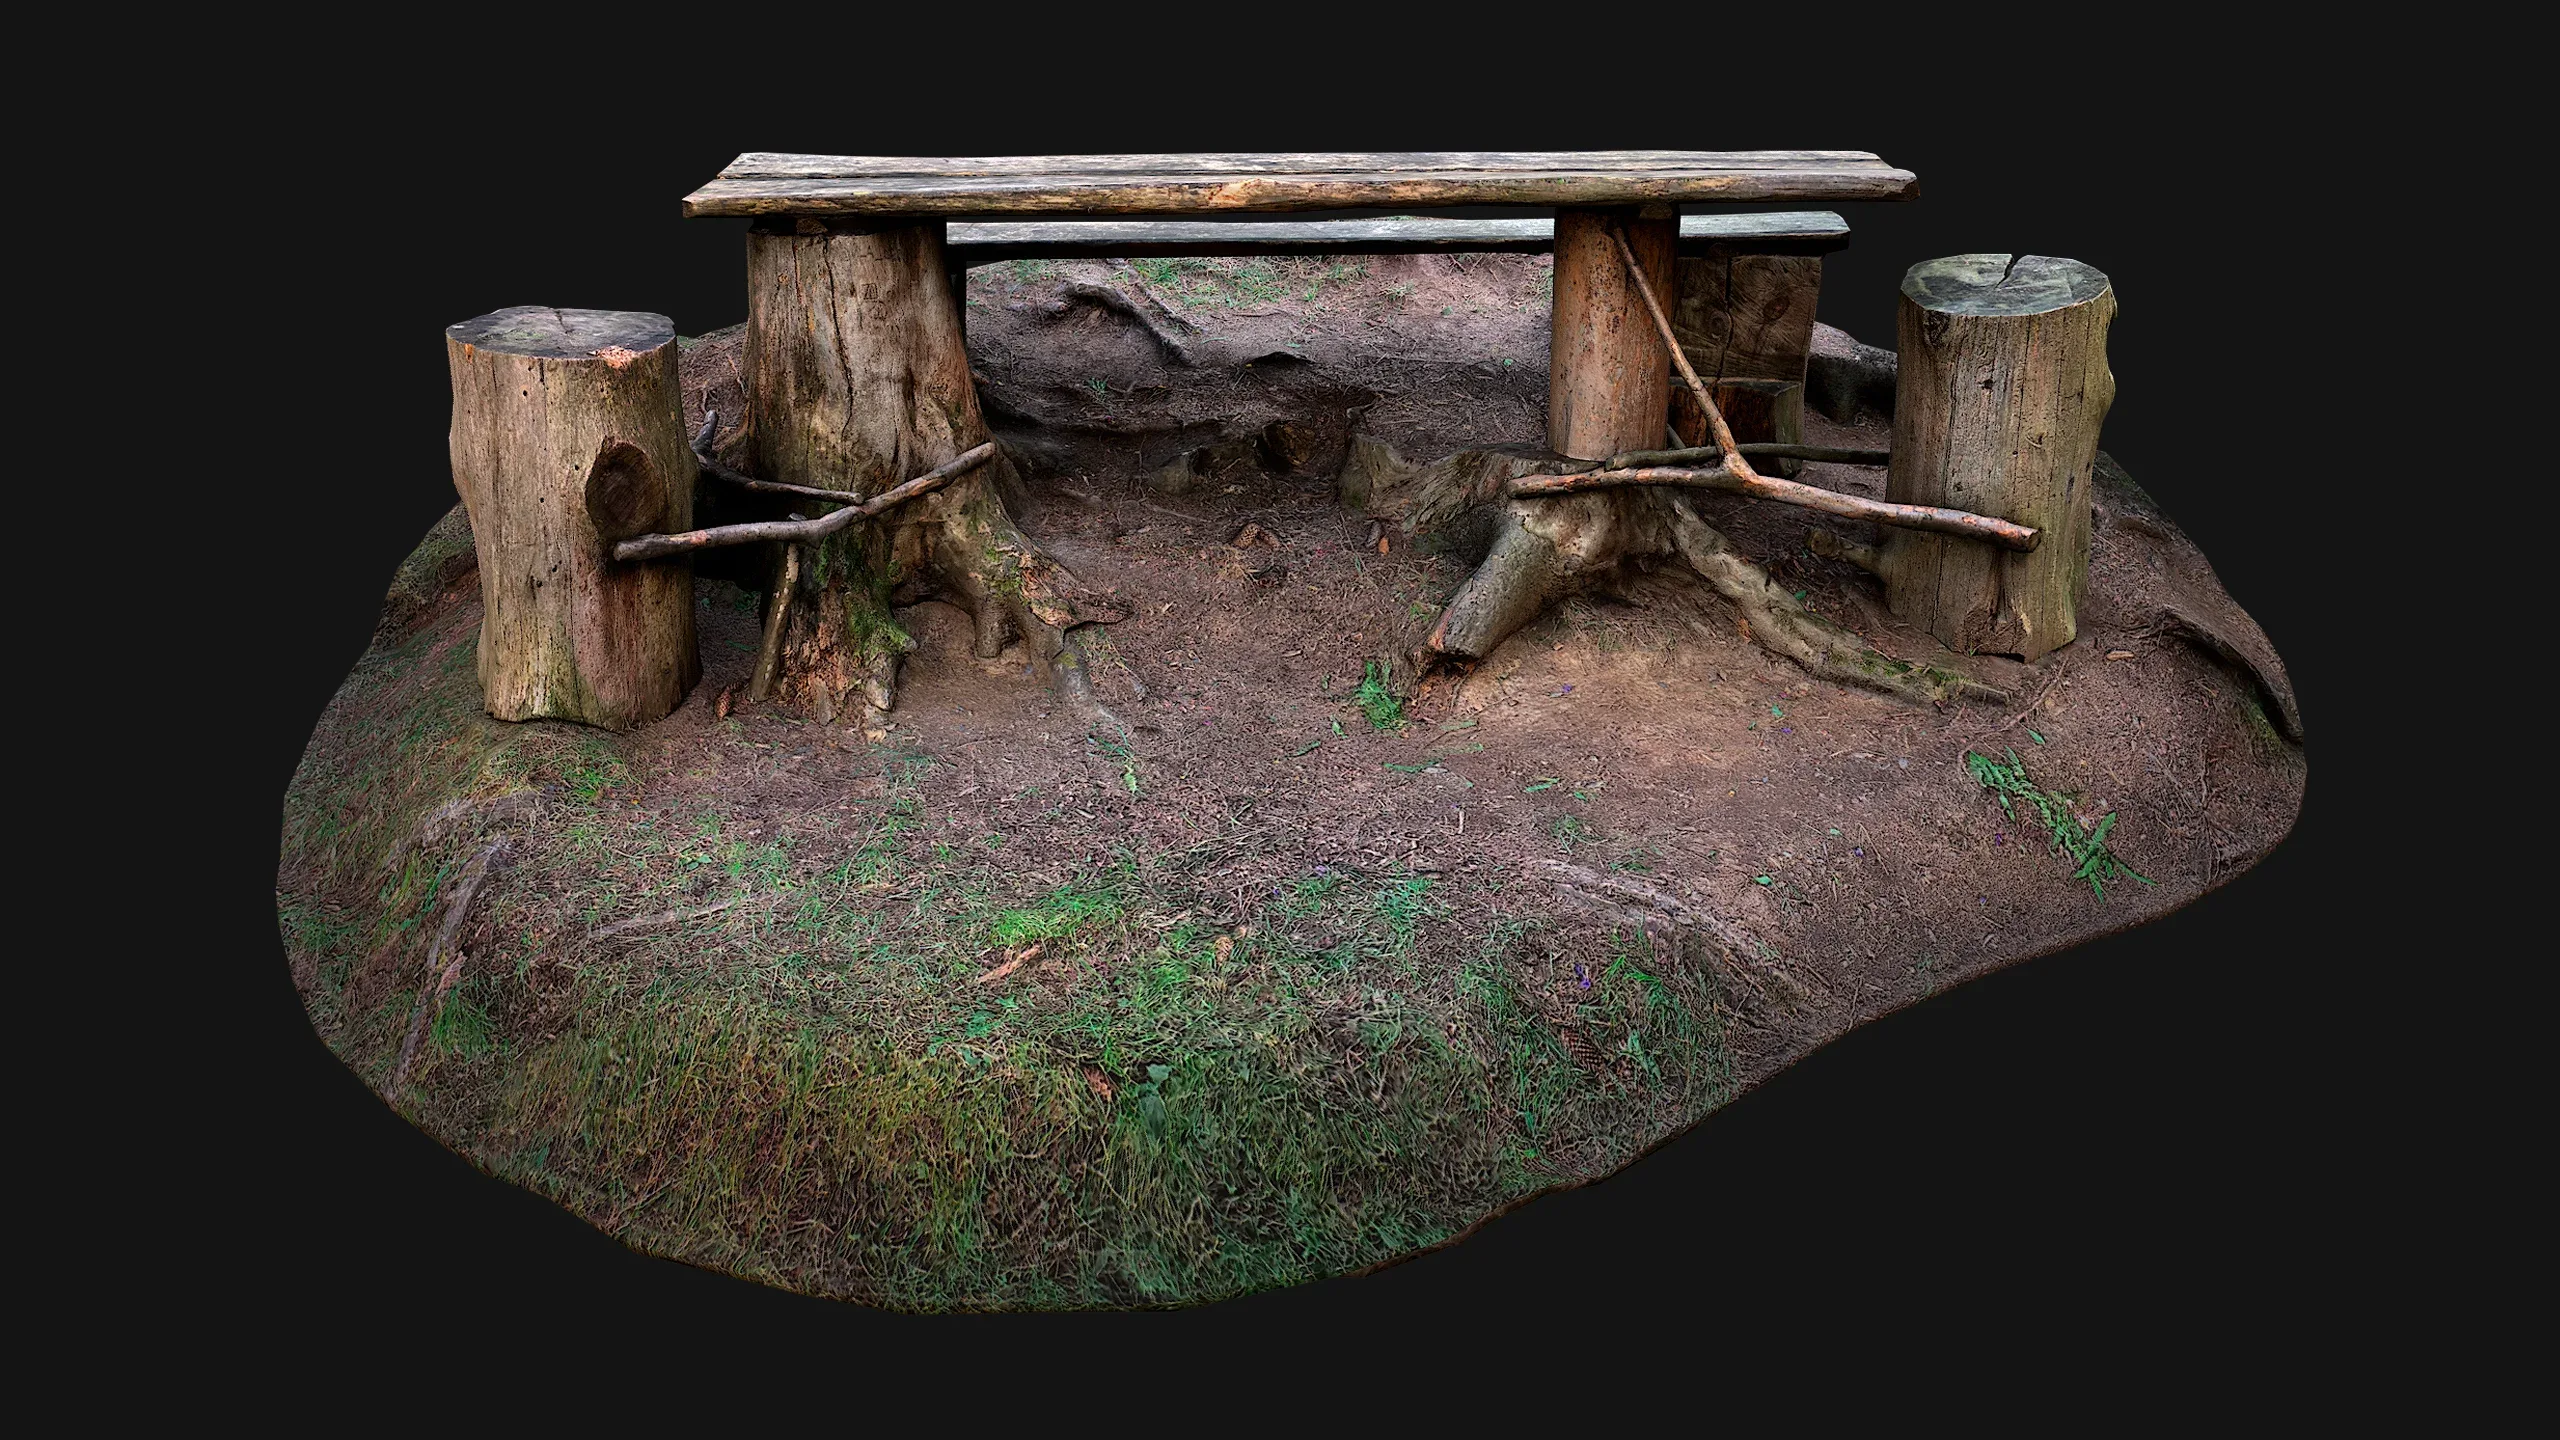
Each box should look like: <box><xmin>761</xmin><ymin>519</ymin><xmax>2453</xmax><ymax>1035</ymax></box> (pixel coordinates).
<box><xmin>768</xmin><ymin>448</ymin><xmax>1129</xmax><ymax>737</ymax></box>
<box><xmin>1424</xmin><ymin>490</ymin><xmax>1650</xmax><ymax>661</ymax></box>
<box><xmin>1368</xmin><ymin>430</ymin><xmax>2011</xmax><ymax>706</ymax></box>
<box><xmin>1662</xmin><ymin>497</ymin><xmax>2005</xmax><ymax>705</ymax></box>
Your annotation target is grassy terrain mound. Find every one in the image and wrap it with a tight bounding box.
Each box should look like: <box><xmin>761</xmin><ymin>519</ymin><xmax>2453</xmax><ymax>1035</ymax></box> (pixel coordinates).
<box><xmin>280</xmin><ymin>582</ymin><xmax>1744</xmax><ymax>1310</ymax></box>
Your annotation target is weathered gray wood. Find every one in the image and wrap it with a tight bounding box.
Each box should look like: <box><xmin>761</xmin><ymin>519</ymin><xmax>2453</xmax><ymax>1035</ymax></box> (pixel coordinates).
<box><xmin>1806</xmin><ymin>323</ymin><xmax>1899</xmax><ymax>423</ymax></box>
<box><xmin>1879</xmin><ymin>256</ymin><xmax>2116</xmax><ymax>662</ymax></box>
<box><xmin>444</xmin><ymin>307</ymin><xmax>698</xmax><ymax>730</ymax></box>
<box><xmin>684</xmin><ymin>153</ymin><xmax>1917</xmax><ymax>217</ymax></box>
<box><xmin>1550</xmin><ymin>209</ymin><xmax>1677</xmax><ymax>460</ymax></box>
<box><xmin>944</xmin><ymin>213</ymin><xmax>1851</xmax><ymax>264</ymax></box>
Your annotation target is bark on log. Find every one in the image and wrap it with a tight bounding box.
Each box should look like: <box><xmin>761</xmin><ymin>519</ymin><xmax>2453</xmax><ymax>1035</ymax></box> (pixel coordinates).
<box><xmin>444</xmin><ymin>307</ymin><xmax>699</xmax><ymax>730</ymax></box>
<box><xmin>1879</xmin><ymin>256</ymin><xmax>2116</xmax><ymax>661</ymax></box>
<box><xmin>740</xmin><ymin>217</ymin><xmax>1118</xmax><ymax>730</ymax></box>
<box><xmin>1549</xmin><ymin>208</ymin><xmax>1678</xmax><ymax>460</ymax></box>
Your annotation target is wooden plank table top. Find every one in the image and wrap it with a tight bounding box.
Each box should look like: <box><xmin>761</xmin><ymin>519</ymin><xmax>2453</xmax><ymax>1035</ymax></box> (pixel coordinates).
<box><xmin>683</xmin><ymin>152</ymin><xmax>1917</xmax><ymax>218</ymax></box>
<box><xmin>941</xmin><ymin>212</ymin><xmax>1853</xmax><ymax>264</ymax></box>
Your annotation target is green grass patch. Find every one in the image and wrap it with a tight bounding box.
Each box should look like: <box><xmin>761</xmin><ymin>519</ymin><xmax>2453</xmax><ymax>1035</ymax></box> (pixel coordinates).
<box><xmin>991</xmin><ymin>882</ymin><xmax>1126</xmax><ymax>948</ymax></box>
<box><xmin>1965</xmin><ymin>747</ymin><xmax>2153</xmax><ymax>899</ymax></box>
<box><xmin>1352</xmin><ymin>661</ymin><xmax>1405</xmax><ymax>731</ymax></box>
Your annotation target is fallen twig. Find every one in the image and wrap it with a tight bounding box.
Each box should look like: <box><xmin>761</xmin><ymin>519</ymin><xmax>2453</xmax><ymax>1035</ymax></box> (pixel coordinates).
<box><xmin>1512</xmin><ymin>460</ymin><xmax>2039</xmax><ymax>550</ymax></box>
<box><xmin>391</xmin><ymin>839</ymin><xmax>509</xmax><ymax>1087</ymax></box>
<box><xmin>613</xmin><ymin>444</ymin><xmax>995</xmax><ymax>562</ymax></box>
<box><xmin>973</xmin><ymin>944</ymin><xmax>1041</xmax><ymax>985</ymax></box>
<box><xmin>588</xmin><ymin>898</ymin><xmax>738</xmax><ymax>941</ymax></box>
<box><xmin>1608</xmin><ymin>442</ymin><xmax>1892</xmax><ymax>470</ymax></box>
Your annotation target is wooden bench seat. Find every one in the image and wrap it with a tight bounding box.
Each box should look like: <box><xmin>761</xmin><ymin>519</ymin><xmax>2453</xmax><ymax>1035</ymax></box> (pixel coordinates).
<box><xmin>944</xmin><ymin>213</ymin><xmax>1850</xmax><ymax>267</ymax></box>
<box><xmin>683</xmin><ymin>152</ymin><xmax>1916</xmax><ymax>217</ymax></box>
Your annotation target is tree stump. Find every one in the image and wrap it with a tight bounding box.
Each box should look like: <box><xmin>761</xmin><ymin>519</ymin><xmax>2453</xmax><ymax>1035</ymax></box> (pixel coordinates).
<box><xmin>734</xmin><ymin>217</ymin><xmax>1120</xmax><ymax>731</ymax></box>
<box><xmin>444</xmin><ymin>307</ymin><xmax>700</xmax><ymax>730</ymax></box>
<box><xmin>1878</xmin><ymin>256</ymin><xmax>2115</xmax><ymax>662</ymax></box>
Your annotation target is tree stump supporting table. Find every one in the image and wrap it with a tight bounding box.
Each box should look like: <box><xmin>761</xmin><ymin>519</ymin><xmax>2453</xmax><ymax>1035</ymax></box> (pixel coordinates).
<box><xmin>444</xmin><ymin>307</ymin><xmax>699</xmax><ymax>730</ymax></box>
<box><xmin>735</xmin><ymin>216</ymin><xmax>1117</xmax><ymax>729</ymax></box>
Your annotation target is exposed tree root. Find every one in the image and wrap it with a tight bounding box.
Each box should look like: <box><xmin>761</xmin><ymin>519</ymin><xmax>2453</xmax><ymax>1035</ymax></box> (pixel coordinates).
<box><xmin>1036</xmin><ymin>278</ymin><xmax>1203</xmax><ymax>366</ymax></box>
<box><xmin>1659</xmin><ymin>495</ymin><xmax>2005</xmax><ymax>705</ymax></box>
<box><xmin>1353</xmin><ymin>432</ymin><xmax>2013</xmax><ymax>707</ymax></box>
<box><xmin>391</xmin><ymin>838</ymin><xmax>509</xmax><ymax>1088</ymax></box>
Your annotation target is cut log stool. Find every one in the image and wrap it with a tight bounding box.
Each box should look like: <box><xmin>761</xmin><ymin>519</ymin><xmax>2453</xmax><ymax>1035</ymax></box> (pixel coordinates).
<box><xmin>445</xmin><ymin>307</ymin><xmax>700</xmax><ymax>729</ymax></box>
<box><xmin>1878</xmin><ymin>256</ymin><xmax>2115</xmax><ymax>662</ymax></box>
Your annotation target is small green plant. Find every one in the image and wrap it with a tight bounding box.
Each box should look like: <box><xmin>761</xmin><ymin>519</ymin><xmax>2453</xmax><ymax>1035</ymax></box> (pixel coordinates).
<box><xmin>1965</xmin><ymin>748</ymin><xmax>2153</xmax><ymax>899</ymax></box>
<box><xmin>1352</xmin><ymin>661</ymin><xmax>1405</xmax><ymax>731</ymax></box>
<box><xmin>991</xmin><ymin>882</ymin><xmax>1124</xmax><ymax>948</ymax></box>
<box><xmin>1092</xmin><ymin>735</ymin><xmax>1140</xmax><ymax>793</ymax></box>
<box><xmin>560</xmin><ymin>743</ymin><xmax>629</xmax><ymax>804</ymax></box>
<box><xmin>1549</xmin><ymin>815</ymin><xmax>1590</xmax><ymax>851</ymax></box>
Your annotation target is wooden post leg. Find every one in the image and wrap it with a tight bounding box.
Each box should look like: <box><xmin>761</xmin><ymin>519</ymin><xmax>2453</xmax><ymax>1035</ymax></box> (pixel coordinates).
<box><xmin>1548</xmin><ymin>206</ymin><xmax>1678</xmax><ymax>460</ymax></box>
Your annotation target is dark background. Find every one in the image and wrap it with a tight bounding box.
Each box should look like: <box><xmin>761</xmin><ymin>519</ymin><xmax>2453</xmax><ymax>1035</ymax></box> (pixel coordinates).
<box><xmin>202</xmin><ymin>78</ymin><xmax>2368</xmax><ymax>1351</ymax></box>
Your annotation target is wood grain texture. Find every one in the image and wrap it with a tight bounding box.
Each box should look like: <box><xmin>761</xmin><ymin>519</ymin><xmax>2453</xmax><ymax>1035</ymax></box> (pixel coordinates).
<box><xmin>1670</xmin><ymin>253</ymin><xmax>1824</xmax><ymax>388</ymax></box>
<box><xmin>684</xmin><ymin>152</ymin><xmax>1915</xmax><ymax>217</ymax></box>
<box><xmin>943</xmin><ymin>213</ymin><xmax>1851</xmax><ymax>263</ymax></box>
<box><xmin>1549</xmin><ymin>209</ymin><xmax>1677</xmax><ymax>461</ymax></box>
<box><xmin>1878</xmin><ymin>256</ymin><xmax>2116</xmax><ymax>662</ymax></box>
<box><xmin>445</xmin><ymin>307</ymin><xmax>699</xmax><ymax>729</ymax></box>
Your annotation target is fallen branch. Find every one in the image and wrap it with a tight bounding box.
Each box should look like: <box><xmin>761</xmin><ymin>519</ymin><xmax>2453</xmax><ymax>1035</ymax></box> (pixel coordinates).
<box><xmin>1512</xmin><ymin>459</ymin><xmax>2040</xmax><ymax>551</ymax></box>
<box><xmin>390</xmin><ymin>838</ymin><xmax>509</xmax><ymax>1088</ymax></box>
<box><xmin>692</xmin><ymin>411</ymin><xmax>868</xmax><ymax>503</ymax></box>
<box><xmin>1608</xmin><ymin>442</ymin><xmax>1892</xmax><ymax>470</ymax></box>
<box><xmin>613</xmin><ymin>443</ymin><xmax>995</xmax><ymax>561</ymax></box>
<box><xmin>588</xmin><ymin>897</ymin><xmax>738</xmax><ymax>941</ymax></box>
<box><xmin>749</xmin><ymin>541</ymin><xmax>800</xmax><ymax>702</ymax></box>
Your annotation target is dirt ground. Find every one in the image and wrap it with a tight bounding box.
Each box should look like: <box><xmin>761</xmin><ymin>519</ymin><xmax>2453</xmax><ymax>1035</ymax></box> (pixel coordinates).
<box><xmin>278</xmin><ymin>249</ymin><xmax>2305</xmax><ymax>1310</ymax></box>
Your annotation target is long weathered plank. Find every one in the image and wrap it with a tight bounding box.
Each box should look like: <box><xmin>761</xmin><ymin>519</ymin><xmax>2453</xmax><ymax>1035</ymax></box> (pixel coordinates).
<box><xmin>683</xmin><ymin>153</ymin><xmax>1917</xmax><ymax>217</ymax></box>
<box><xmin>942</xmin><ymin>212</ymin><xmax>1852</xmax><ymax>265</ymax></box>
